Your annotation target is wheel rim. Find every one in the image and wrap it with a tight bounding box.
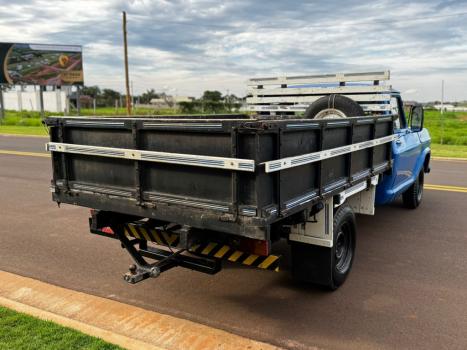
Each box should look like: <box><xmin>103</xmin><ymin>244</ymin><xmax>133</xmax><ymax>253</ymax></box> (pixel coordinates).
<box><xmin>314</xmin><ymin>108</ymin><xmax>347</xmax><ymax>119</ymax></box>
<box><xmin>335</xmin><ymin>222</ymin><xmax>353</xmax><ymax>273</ymax></box>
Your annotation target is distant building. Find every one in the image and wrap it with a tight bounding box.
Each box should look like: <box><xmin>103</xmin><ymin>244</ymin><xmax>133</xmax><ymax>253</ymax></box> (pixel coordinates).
<box><xmin>433</xmin><ymin>104</ymin><xmax>467</xmax><ymax>112</ymax></box>
<box><xmin>149</xmin><ymin>95</ymin><xmax>194</xmax><ymax>108</ymax></box>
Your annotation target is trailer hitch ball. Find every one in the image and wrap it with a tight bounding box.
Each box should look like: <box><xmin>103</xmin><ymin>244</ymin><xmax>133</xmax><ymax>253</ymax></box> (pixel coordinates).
<box><xmin>149</xmin><ymin>266</ymin><xmax>161</xmax><ymax>278</ymax></box>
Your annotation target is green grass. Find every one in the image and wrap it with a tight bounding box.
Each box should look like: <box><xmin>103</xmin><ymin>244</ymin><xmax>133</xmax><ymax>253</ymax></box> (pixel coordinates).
<box><xmin>1</xmin><ymin>108</ymin><xmax>466</xmax><ymax>158</ymax></box>
<box><xmin>0</xmin><ymin>125</ymin><xmax>48</xmax><ymax>136</ymax></box>
<box><xmin>430</xmin><ymin>144</ymin><xmax>467</xmax><ymax>158</ymax></box>
<box><xmin>424</xmin><ymin>109</ymin><xmax>467</xmax><ymax>146</ymax></box>
<box><xmin>0</xmin><ymin>306</ymin><xmax>122</xmax><ymax>350</ymax></box>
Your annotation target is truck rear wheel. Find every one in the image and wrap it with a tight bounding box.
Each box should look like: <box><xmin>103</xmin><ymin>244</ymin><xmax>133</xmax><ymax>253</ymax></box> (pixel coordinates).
<box><xmin>402</xmin><ymin>170</ymin><xmax>424</xmax><ymax>209</ymax></box>
<box><xmin>304</xmin><ymin>94</ymin><xmax>365</xmax><ymax>119</ymax></box>
<box><xmin>291</xmin><ymin>203</ymin><xmax>356</xmax><ymax>290</ymax></box>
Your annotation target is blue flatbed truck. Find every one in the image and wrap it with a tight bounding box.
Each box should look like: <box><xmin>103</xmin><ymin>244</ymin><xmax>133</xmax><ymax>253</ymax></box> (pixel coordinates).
<box><xmin>45</xmin><ymin>71</ymin><xmax>431</xmax><ymax>290</ymax></box>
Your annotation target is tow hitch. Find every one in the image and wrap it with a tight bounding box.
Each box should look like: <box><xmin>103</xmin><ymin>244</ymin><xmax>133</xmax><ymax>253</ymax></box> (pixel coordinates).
<box><xmin>90</xmin><ymin>212</ymin><xmax>280</xmax><ymax>284</ymax></box>
<box><xmin>110</xmin><ymin>224</ymin><xmax>221</xmax><ymax>284</ymax></box>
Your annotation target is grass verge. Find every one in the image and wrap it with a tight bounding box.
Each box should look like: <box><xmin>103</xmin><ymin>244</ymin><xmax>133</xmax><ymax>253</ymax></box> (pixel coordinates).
<box><xmin>431</xmin><ymin>144</ymin><xmax>467</xmax><ymax>158</ymax></box>
<box><xmin>0</xmin><ymin>306</ymin><xmax>122</xmax><ymax>350</ymax></box>
<box><xmin>0</xmin><ymin>125</ymin><xmax>48</xmax><ymax>136</ymax></box>
<box><xmin>1</xmin><ymin>109</ymin><xmax>466</xmax><ymax>158</ymax></box>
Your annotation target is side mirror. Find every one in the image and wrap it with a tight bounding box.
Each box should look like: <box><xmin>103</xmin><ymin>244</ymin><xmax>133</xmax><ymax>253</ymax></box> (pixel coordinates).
<box><xmin>409</xmin><ymin>105</ymin><xmax>424</xmax><ymax>132</ymax></box>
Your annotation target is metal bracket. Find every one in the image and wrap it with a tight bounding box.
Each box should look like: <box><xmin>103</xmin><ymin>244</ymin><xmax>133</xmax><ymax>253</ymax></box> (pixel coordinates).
<box><xmin>112</xmin><ymin>224</ymin><xmax>221</xmax><ymax>284</ymax></box>
<box><xmin>289</xmin><ymin>197</ymin><xmax>334</xmax><ymax>248</ymax></box>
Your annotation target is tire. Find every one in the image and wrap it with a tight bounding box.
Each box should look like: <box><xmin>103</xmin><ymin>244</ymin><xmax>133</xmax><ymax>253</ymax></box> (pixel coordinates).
<box><xmin>402</xmin><ymin>170</ymin><xmax>424</xmax><ymax>209</ymax></box>
<box><xmin>304</xmin><ymin>94</ymin><xmax>365</xmax><ymax>119</ymax></box>
<box><xmin>291</xmin><ymin>203</ymin><xmax>357</xmax><ymax>290</ymax></box>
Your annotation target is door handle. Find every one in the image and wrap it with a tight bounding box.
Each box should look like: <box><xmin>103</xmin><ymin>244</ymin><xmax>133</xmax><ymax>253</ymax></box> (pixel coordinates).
<box><xmin>395</xmin><ymin>136</ymin><xmax>402</xmax><ymax>145</ymax></box>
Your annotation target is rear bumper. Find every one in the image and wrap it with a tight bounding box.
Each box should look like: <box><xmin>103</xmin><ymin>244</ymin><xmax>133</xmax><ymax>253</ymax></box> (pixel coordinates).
<box><xmin>54</xmin><ymin>191</ymin><xmax>270</xmax><ymax>241</ymax></box>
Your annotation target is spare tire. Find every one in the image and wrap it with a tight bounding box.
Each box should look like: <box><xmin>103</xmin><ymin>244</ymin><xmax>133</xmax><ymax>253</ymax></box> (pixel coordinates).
<box><xmin>304</xmin><ymin>94</ymin><xmax>365</xmax><ymax>119</ymax></box>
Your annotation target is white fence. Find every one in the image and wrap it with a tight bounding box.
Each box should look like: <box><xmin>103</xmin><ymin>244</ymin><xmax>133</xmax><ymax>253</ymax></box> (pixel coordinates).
<box><xmin>2</xmin><ymin>90</ymin><xmax>68</xmax><ymax>113</ymax></box>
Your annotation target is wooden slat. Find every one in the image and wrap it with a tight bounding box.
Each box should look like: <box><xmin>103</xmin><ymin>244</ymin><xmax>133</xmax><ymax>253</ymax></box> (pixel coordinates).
<box><xmin>247</xmin><ymin>71</ymin><xmax>390</xmax><ymax>86</ymax></box>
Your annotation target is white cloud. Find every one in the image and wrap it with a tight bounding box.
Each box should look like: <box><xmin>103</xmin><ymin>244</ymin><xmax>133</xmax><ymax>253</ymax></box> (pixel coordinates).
<box><xmin>0</xmin><ymin>0</ymin><xmax>466</xmax><ymax>101</ymax></box>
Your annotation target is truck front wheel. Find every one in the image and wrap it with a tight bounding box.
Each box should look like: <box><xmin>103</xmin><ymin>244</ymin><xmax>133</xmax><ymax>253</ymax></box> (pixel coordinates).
<box><xmin>291</xmin><ymin>204</ymin><xmax>356</xmax><ymax>290</ymax></box>
<box><xmin>402</xmin><ymin>170</ymin><xmax>424</xmax><ymax>209</ymax></box>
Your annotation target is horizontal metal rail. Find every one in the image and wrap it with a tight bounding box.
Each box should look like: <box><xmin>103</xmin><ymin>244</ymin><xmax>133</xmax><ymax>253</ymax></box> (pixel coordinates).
<box><xmin>263</xmin><ymin>135</ymin><xmax>396</xmax><ymax>173</ymax></box>
<box><xmin>248</xmin><ymin>71</ymin><xmax>390</xmax><ymax>86</ymax></box>
<box><xmin>247</xmin><ymin>94</ymin><xmax>391</xmax><ymax>104</ymax></box>
<box><xmin>46</xmin><ymin>142</ymin><xmax>256</xmax><ymax>172</ymax></box>
<box><xmin>248</xmin><ymin>103</ymin><xmax>391</xmax><ymax>113</ymax></box>
<box><xmin>247</xmin><ymin>85</ymin><xmax>391</xmax><ymax>95</ymax></box>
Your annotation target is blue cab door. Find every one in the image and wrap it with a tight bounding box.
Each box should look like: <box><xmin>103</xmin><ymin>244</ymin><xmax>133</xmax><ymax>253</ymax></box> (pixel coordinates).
<box><xmin>391</xmin><ymin>96</ymin><xmax>422</xmax><ymax>191</ymax></box>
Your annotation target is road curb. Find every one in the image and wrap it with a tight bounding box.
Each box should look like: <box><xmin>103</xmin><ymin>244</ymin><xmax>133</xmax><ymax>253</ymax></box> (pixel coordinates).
<box><xmin>0</xmin><ymin>296</ymin><xmax>162</xmax><ymax>350</ymax></box>
<box><xmin>0</xmin><ymin>271</ymin><xmax>279</xmax><ymax>350</ymax></box>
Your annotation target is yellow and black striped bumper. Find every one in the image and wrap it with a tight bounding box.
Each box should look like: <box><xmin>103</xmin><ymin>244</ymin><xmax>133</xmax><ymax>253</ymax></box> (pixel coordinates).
<box><xmin>123</xmin><ymin>223</ymin><xmax>280</xmax><ymax>272</ymax></box>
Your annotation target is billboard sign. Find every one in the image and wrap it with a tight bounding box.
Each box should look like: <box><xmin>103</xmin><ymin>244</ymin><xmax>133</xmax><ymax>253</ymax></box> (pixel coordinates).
<box><xmin>0</xmin><ymin>43</ymin><xmax>83</xmax><ymax>86</ymax></box>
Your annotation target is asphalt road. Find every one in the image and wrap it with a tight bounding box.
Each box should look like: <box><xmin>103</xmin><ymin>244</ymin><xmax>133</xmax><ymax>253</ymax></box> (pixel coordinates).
<box><xmin>1</xmin><ymin>134</ymin><xmax>467</xmax><ymax>350</ymax></box>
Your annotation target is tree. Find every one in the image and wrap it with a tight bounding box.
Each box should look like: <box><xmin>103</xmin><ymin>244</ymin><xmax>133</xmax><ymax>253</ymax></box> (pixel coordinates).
<box><xmin>200</xmin><ymin>90</ymin><xmax>223</xmax><ymax>113</ymax></box>
<box><xmin>100</xmin><ymin>89</ymin><xmax>121</xmax><ymax>107</ymax></box>
<box><xmin>81</xmin><ymin>85</ymin><xmax>101</xmax><ymax>98</ymax></box>
<box><xmin>139</xmin><ymin>89</ymin><xmax>159</xmax><ymax>104</ymax></box>
<box><xmin>202</xmin><ymin>90</ymin><xmax>222</xmax><ymax>102</ymax></box>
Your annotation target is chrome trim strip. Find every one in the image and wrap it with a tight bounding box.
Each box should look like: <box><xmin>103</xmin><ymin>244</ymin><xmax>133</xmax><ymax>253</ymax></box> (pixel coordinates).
<box><xmin>47</xmin><ymin>142</ymin><xmax>255</xmax><ymax>172</ymax></box>
<box><xmin>286</xmin><ymin>122</ymin><xmax>320</xmax><ymax>129</ymax></box>
<box><xmin>145</xmin><ymin>193</ymin><xmax>230</xmax><ymax>212</ymax></box>
<box><xmin>263</xmin><ymin>134</ymin><xmax>396</xmax><ymax>173</ymax></box>
<box><xmin>70</xmin><ymin>183</ymin><xmax>133</xmax><ymax>197</ymax></box>
<box><xmin>240</xmin><ymin>207</ymin><xmax>257</xmax><ymax>217</ymax></box>
<box><xmin>143</xmin><ymin>122</ymin><xmax>222</xmax><ymax>129</ymax></box>
<box><xmin>284</xmin><ymin>190</ymin><xmax>318</xmax><ymax>210</ymax></box>
<box><xmin>65</xmin><ymin>120</ymin><xmax>125</xmax><ymax>127</ymax></box>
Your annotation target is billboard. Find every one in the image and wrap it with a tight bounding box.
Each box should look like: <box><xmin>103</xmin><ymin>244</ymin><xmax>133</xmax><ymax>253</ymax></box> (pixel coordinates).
<box><xmin>0</xmin><ymin>43</ymin><xmax>83</xmax><ymax>86</ymax></box>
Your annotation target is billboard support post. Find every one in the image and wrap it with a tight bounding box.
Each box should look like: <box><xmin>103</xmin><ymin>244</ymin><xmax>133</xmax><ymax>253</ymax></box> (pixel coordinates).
<box><xmin>76</xmin><ymin>85</ymin><xmax>81</xmax><ymax>116</ymax></box>
<box><xmin>39</xmin><ymin>85</ymin><xmax>45</xmax><ymax>119</ymax></box>
<box><xmin>0</xmin><ymin>85</ymin><xmax>4</xmax><ymax>120</ymax></box>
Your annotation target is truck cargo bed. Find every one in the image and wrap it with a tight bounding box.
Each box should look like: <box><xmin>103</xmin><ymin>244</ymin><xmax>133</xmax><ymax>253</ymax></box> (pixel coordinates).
<box><xmin>45</xmin><ymin>114</ymin><xmax>394</xmax><ymax>240</ymax></box>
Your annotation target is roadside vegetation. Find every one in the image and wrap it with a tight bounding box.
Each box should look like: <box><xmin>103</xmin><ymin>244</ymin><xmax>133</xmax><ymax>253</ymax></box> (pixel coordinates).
<box><xmin>0</xmin><ymin>107</ymin><xmax>466</xmax><ymax>158</ymax></box>
<box><xmin>0</xmin><ymin>306</ymin><xmax>122</xmax><ymax>350</ymax></box>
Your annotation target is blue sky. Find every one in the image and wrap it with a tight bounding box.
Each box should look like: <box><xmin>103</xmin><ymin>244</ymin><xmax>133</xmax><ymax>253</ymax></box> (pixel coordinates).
<box><xmin>1</xmin><ymin>0</ymin><xmax>466</xmax><ymax>101</ymax></box>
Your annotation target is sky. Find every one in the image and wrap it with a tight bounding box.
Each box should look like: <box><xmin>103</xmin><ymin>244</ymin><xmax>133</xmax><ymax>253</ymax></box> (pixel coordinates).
<box><xmin>0</xmin><ymin>0</ymin><xmax>466</xmax><ymax>101</ymax></box>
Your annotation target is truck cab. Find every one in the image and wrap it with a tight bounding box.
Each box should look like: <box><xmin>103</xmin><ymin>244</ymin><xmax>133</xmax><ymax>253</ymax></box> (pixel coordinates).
<box><xmin>375</xmin><ymin>92</ymin><xmax>431</xmax><ymax>206</ymax></box>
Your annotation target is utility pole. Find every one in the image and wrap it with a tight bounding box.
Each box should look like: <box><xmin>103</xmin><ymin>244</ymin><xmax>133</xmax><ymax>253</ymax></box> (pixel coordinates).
<box><xmin>39</xmin><ymin>85</ymin><xmax>45</xmax><ymax>119</ymax></box>
<box><xmin>440</xmin><ymin>80</ymin><xmax>444</xmax><ymax>145</ymax></box>
<box><xmin>122</xmin><ymin>11</ymin><xmax>132</xmax><ymax>115</ymax></box>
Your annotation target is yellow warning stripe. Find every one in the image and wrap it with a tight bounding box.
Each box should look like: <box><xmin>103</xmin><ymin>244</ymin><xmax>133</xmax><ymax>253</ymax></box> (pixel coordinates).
<box><xmin>128</xmin><ymin>225</ymin><xmax>141</xmax><ymax>239</ymax></box>
<box><xmin>242</xmin><ymin>254</ymin><xmax>259</xmax><ymax>266</ymax></box>
<box><xmin>214</xmin><ymin>245</ymin><xmax>230</xmax><ymax>258</ymax></box>
<box><xmin>201</xmin><ymin>242</ymin><xmax>218</xmax><ymax>255</ymax></box>
<box><xmin>122</xmin><ymin>224</ymin><xmax>280</xmax><ymax>272</ymax></box>
<box><xmin>150</xmin><ymin>229</ymin><xmax>163</xmax><ymax>244</ymax></box>
<box><xmin>258</xmin><ymin>255</ymin><xmax>279</xmax><ymax>269</ymax></box>
<box><xmin>228</xmin><ymin>250</ymin><xmax>244</xmax><ymax>262</ymax></box>
<box><xmin>138</xmin><ymin>227</ymin><xmax>151</xmax><ymax>241</ymax></box>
